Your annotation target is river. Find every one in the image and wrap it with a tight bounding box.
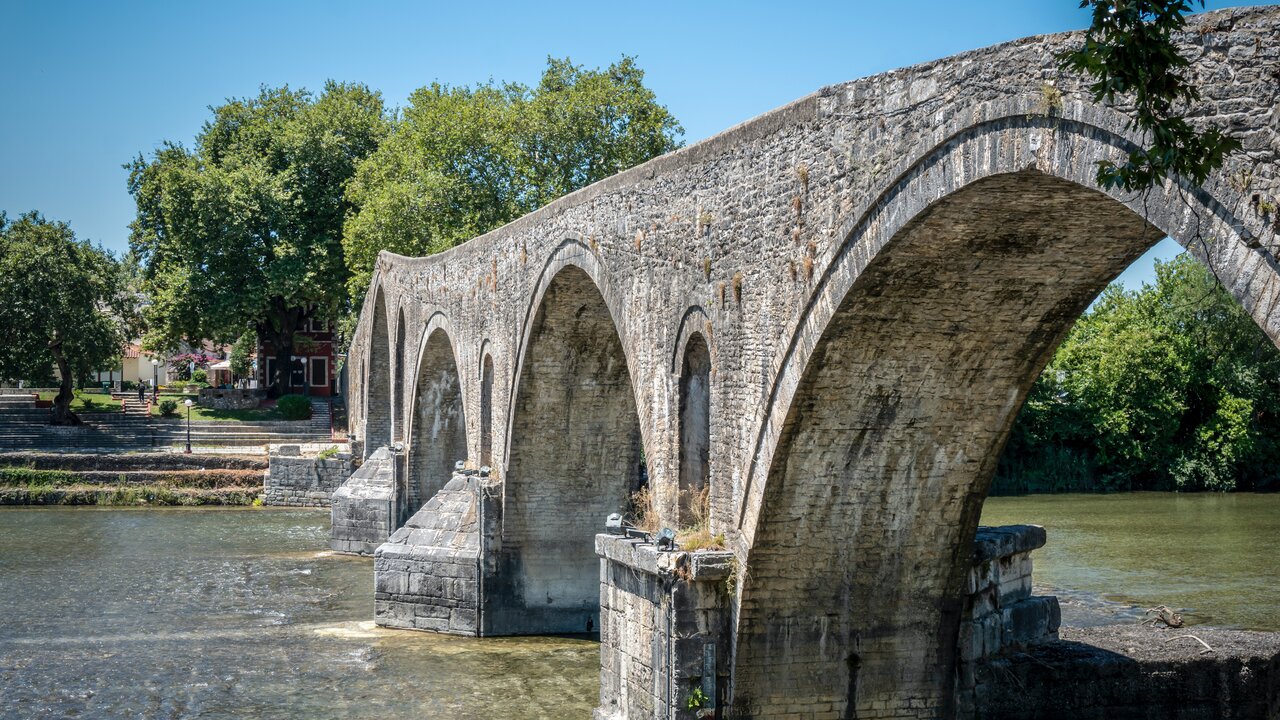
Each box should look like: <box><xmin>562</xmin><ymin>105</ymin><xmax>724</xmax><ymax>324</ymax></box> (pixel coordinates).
<box><xmin>0</xmin><ymin>508</ymin><xmax>596</xmax><ymax>719</ymax></box>
<box><xmin>981</xmin><ymin>492</ymin><xmax>1280</xmax><ymax>631</ymax></box>
<box><xmin>2</xmin><ymin>495</ymin><xmax>1275</xmax><ymax>718</ymax></box>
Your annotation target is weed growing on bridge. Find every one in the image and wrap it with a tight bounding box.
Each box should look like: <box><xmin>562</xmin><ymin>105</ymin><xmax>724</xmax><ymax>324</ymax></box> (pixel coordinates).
<box><xmin>732</xmin><ymin>272</ymin><xmax>743</xmax><ymax>304</ymax></box>
<box><xmin>796</xmin><ymin>163</ymin><xmax>810</xmax><ymax>192</ymax></box>
<box><xmin>1039</xmin><ymin>82</ymin><xmax>1064</xmax><ymax>115</ymax></box>
<box><xmin>702</xmin><ymin>257</ymin><xmax>712</xmax><ymax>280</ymax></box>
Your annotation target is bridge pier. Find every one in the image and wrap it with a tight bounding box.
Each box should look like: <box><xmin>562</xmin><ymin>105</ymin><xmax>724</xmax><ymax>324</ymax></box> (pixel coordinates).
<box><xmin>374</xmin><ymin>468</ymin><xmax>500</xmax><ymax>634</ymax></box>
<box><xmin>594</xmin><ymin>534</ymin><xmax>734</xmax><ymax>720</ymax></box>
<box><xmin>330</xmin><ymin>445</ymin><xmax>398</xmax><ymax>555</ymax></box>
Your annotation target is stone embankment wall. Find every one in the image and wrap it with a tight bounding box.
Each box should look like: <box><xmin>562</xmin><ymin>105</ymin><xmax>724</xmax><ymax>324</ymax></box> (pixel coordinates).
<box><xmin>0</xmin><ymin>452</ymin><xmax>266</xmax><ymax>471</ymax></box>
<box><xmin>262</xmin><ymin>446</ymin><xmax>352</xmax><ymax>507</ymax></box>
<box><xmin>330</xmin><ymin>446</ymin><xmax>396</xmax><ymax>555</ymax></box>
<box><xmin>373</xmin><ymin>471</ymin><xmax>500</xmax><ymax>635</ymax></box>
<box><xmin>959</xmin><ymin>525</ymin><xmax>1061</xmax><ymax>665</ymax></box>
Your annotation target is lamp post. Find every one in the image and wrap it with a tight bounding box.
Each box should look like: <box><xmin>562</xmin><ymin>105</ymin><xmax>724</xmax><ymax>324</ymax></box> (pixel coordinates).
<box><xmin>183</xmin><ymin>399</ymin><xmax>193</xmax><ymax>454</ymax></box>
<box><xmin>150</xmin><ymin>358</ymin><xmax>159</xmax><ymax>402</ymax></box>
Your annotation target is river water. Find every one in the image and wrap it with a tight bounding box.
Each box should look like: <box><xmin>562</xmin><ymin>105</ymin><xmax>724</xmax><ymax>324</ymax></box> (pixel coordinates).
<box><xmin>0</xmin><ymin>508</ymin><xmax>596</xmax><ymax>720</ymax></box>
<box><xmin>2</xmin><ymin>495</ymin><xmax>1275</xmax><ymax>718</ymax></box>
<box><xmin>981</xmin><ymin>492</ymin><xmax>1280</xmax><ymax>631</ymax></box>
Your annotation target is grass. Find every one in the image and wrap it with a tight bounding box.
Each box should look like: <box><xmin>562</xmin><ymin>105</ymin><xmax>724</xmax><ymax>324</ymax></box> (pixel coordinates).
<box><xmin>0</xmin><ymin>466</ymin><xmax>261</xmax><ymax>506</ymax></box>
<box><xmin>149</xmin><ymin>393</ymin><xmax>288</xmax><ymax>422</ymax></box>
<box><xmin>36</xmin><ymin>391</ymin><xmax>124</xmax><ymax>413</ymax></box>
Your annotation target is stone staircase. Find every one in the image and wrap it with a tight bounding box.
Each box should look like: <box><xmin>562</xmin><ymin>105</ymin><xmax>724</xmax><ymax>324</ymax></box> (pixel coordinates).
<box><xmin>0</xmin><ymin>396</ymin><xmax>334</xmax><ymax>451</ymax></box>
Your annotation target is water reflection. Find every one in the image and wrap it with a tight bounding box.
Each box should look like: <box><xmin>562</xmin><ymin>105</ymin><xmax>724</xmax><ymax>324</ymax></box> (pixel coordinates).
<box><xmin>0</xmin><ymin>508</ymin><xmax>596</xmax><ymax>719</ymax></box>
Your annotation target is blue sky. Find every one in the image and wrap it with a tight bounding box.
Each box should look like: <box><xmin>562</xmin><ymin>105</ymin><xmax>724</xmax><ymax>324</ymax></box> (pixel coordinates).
<box><xmin>1</xmin><ymin>0</ymin><xmax>1262</xmax><ymax>289</ymax></box>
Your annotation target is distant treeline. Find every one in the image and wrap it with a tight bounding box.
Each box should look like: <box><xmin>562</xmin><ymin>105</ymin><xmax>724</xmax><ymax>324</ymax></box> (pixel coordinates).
<box><xmin>994</xmin><ymin>254</ymin><xmax>1280</xmax><ymax>494</ymax></box>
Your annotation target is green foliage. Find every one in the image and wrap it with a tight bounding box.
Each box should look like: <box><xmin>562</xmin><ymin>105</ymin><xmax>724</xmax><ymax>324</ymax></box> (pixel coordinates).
<box><xmin>342</xmin><ymin>56</ymin><xmax>682</xmax><ymax>308</ymax></box>
<box><xmin>158</xmin><ymin>399</ymin><xmax>178</xmax><ymax>417</ymax></box>
<box><xmin>685</xmin><ymin>687</ymin><xmax>707</xmax><ymax>710</ymax></box>
<box><xmin>316</xmin><ymin>445</ymin><xmax>339</xmax><ymax>460</ymax></box>
<box><xmin>997</xmin><ymin>254</ymin><xmax>1280</xmax><ymax>493</ymax></box>
<box><xmin>276</xmin><ymin>394</ymin><xmax>312</xmax><ymax>420</ymax></box>
<box><xmin>191</xmin><ymin>369</ymin><xmax>208</xmax><ymax>385</ymax></box>
<box><xmin>0</xmin><ymin>212</ymin><xmax>137</xmax><ymax>423</ymax></box>
<box><xmin>127</xmin><ymin>82</ymin><xmax>389</xmax><ymax>390</ymax></box>
<box><xmin>229</xmin><ymin>331</ymin><xmax>255</xmax><ymax>377</ymax></box>
<box><xmin>1060</xmin><ymin>0</ymin><xmax>1241</xmax><ymax>191</ymax></box>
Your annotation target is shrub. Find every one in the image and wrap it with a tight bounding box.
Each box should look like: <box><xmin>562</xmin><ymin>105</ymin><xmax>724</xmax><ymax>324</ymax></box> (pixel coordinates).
<box><xmin>158</xmin><ymin>399</ymin><xmax>178</xmax><ymax>417</ymax></box>
<box><xmin>316</xmin><ymin>446</ymin><xmax>339</xmax><ymax>460</ymax></box>
<box><xmin>121</xmin><ymin>380</ymin><xmax>137</xmax><ymax>391</ymax></box>
<box><xmin>191</xmin><ymin>369</ymin><xmax>208</xmax><ymax>384</ymax></box>
<box><xmin>277</xmin><ymin>394</ymin><xmax>312</xmax><ymax>421</ymax></box>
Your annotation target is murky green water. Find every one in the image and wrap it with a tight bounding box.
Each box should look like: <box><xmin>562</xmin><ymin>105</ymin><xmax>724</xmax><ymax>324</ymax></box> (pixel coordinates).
<box><xmin>981</xmin><ymin>492</ymin><xmax>1280</xmax><ymax>631</ymax></box>
<box><xmin>0</xmin><ymin>508</ymin><xmax>596</xmax><ymax>719</ymax></box>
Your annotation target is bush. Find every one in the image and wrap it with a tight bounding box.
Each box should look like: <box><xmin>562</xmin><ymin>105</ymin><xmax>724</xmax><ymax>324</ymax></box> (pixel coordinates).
<box><xmin>158</xmin><ymin>399</ymin><xmax>178</xmax><ymax>417</ymax></box>
<box><xmin>316</xmin><ymin>446</ymin><xmax>339</xmax><ymax>460</ymax></box>
<box><xmin>277</xmin><ymin>394</ymin><xmax>312</xmax><ymax>421</ymax></box>
<box><xmin>121</xmin><ymin>380</ymin><xmax>137</xmax><ymax>392</ymax></box>
<box><xmin>191</xmin><ymin>369</ymin><xmax>208</xmax><ymax>384</ymax></box>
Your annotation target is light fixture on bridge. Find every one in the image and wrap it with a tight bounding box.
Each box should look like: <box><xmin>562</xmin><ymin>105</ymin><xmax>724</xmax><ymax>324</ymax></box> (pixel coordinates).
<box><xmin>479</xmin><ymin>466</ymin><xmax>491</xmax><ymax>478</ymax></box>
<box><xmin>454</xmin><ymin>460</ymin><xmax>466</xmax><ymax>474</ymax></box>
<box><xmin>655</xmin><ymin>527</ymin><xmax>676</xmax><ymax>551</ymax></box>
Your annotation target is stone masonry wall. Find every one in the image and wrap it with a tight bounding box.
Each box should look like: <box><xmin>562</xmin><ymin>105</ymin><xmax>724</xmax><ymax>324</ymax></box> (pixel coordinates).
<box><xmin>595</xmin><ymin>534</ymin><xmax>734</xmax><ymax>720</ymax></box>
<box><xmin>262</xmin><ymin>449</ymin><xmax>353</xmax><ymax>507</ymax></box>
<box><xmin>330</xmin><ymin>446</ymin><xmax>396</xmax><ymax>555</ymax></box>
<box><xmin>957</xmin><ymin>525</ymin><xmax>1061</xmax><ymax>697</ymax></box>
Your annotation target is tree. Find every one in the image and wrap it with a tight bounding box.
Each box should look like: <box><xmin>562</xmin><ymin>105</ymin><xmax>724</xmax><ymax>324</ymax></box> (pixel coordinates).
<box><xmin>128</xmin><ymin>82</ymin><xmax>389</xmax><ymax>395</ymax></box>
<box><xmin>0</xmin><ymin>212</ymin><xmax>136</xmax><ymax>425</ymax></box>
<box><xmin>998</xmin><ymin>254</ymin><xmax>1280</xmax><ymax>493</ymax></box>
<box><xmin>1061</xmin><ymin>0</ymin><xmax>1241</xmax><ymax>192</ymax></box>
<box><xmin>342</xmin><ymin>56</ymin><xmax>683</xmax><ymax>312</ymax></box>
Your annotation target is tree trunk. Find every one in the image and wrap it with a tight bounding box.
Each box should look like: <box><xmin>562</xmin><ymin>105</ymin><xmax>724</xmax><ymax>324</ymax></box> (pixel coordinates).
<box><xmin>263</xmin><ymin>301</ymin><xmax>305</xmax><ymax>398</ymax></box>
<box><xmin>48</xmin><ymin>336</ymin><xmax>80</xmax><ymax>426</ymax></box>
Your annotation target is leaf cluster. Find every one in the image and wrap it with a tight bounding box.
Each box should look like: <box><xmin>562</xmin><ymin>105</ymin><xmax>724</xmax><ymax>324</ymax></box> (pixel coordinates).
<box><xmin>998</xmin><ymin>254</ymin><xmax>1280</xmax><ymax>492</ymax></box>
<box><xmin>128</xmin><ymin>82</ymin><xmax>390</xmax><ymax>351</ymax></box>
<box><xmin>1059</xmin><ymin>0</ymin><xmax>1241</xmax><ymax>191</ymax></box>
<box><xmin>0</xmin><ymin>212</ymin><xmax>137</xmax><ymax>387</ymax></box>
<box><xmin>341</xmin><ymin>56</ymin><xmax>683</xmax><ymax>305</ymax></box>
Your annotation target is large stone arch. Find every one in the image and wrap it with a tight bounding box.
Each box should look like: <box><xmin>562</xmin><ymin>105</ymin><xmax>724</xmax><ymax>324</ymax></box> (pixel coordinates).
<box><xmin>729</xmin><ymin>116</ymin><xmax>1280</xmax><ymax>718</ymax></box>
<box><xmin>363</xmin><ymin>285</ymin><xmax>393</xmax><ymax>459</ymax></box>
<box><xmin>404</xmin><ymin>315</ymin><xmax>468</xmax><ymax>518</ymax></box>
<box><xmin>492</xmin><ymin>261</ymin><xmax>645</xmax><ymax>635</ymax></box>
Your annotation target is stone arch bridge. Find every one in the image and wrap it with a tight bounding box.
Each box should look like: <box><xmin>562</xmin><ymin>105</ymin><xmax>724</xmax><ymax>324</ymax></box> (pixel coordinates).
<box><xmin>342</xmin><ymin>7</ymin><xmax>1280</xmax><ymax>718</ymax></box>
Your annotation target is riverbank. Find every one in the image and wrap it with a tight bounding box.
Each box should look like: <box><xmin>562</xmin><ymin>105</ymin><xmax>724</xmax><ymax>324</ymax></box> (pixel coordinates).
<box><xmin>0</xmin><ymin>452</ymin><xmax>267</xmax><ymax>506</ymax></box>
<box><xmin>969</xmin><ymin>623</ymin><xmax>1280</xmax><ymax>719</ymax></box>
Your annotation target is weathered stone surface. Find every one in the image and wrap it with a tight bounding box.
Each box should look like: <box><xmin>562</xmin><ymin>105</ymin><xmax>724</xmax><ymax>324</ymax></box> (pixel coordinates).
<box><xmin>373</xmin><ymin>471</ymin><xmax>499</xmax><ymax>636</ymax></box>
<box><xmin>262</xmin><ymin>451</ymin><xmax>352</xmax><ymax>507</ymax></box>
<box><xmin>330</xmin><ymin>446</ymin><xmax>396</xmax><ymax>555</ymax></box>
<box><xmin>345</xmin><ymin>8</ymin><xmax>1280</xmax><ymax>718</ymax></box>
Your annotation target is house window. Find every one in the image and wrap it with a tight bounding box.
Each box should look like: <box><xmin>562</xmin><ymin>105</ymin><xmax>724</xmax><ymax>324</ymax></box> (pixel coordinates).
<box><xmin>308</xmin><ymin>317</ymin><xmax>328</xmax><ymax>333</ymax></box>
<box><xmin>265</xmin><ymin>358</ymin><xmax>277</xmax><ymax>386</ymax></box>
<box><xmin>310</xmin><ymin>357</ymin><xmax>328</xmax><ymax>387</ymax></box>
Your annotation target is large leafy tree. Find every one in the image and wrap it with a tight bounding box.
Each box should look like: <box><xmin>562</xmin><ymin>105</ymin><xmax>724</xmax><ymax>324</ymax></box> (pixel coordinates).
<box><xmin>0</xmin><ymin>212</ymin><xmax>136</xmax><ymax>425</ymax></box>
<box><xmin>128</xmin><ymin>82</ymin><xmax>389</xmax><ymax>394</ymax></box>
<box><xmin>342</xmin><ymin>56</ymin><xmax>683</xmax><ymax>310</ymax></box>
<box><xmin>998</xmin><ymin>255</ymin><xmax>1280</xmax><ymax>493</ymax></box>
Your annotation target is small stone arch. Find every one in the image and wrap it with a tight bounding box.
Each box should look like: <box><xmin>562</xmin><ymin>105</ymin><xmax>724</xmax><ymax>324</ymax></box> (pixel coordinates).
<box><xmin>478</xmin><ymin>342</ymin><xmax>495</xmax><ymax>469</ymax></box>
<box><xmin>392</xmin><ymin>306</ymin><xmax>407</xmax><ymax>443</ymax></box>
<box><xmin>404</xmin><ymin>313</ymin><xmax>468</xmax><ymax>518</ymax></box>
<box><xmin>494</xmin><ymin>262</ymin><xmax>645</xmax><ymax>635</ymax></box>
<box><xmin>362</xmin><ymin>285</ymin><xmax>393</xmax><ymax>460</ymax></box>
